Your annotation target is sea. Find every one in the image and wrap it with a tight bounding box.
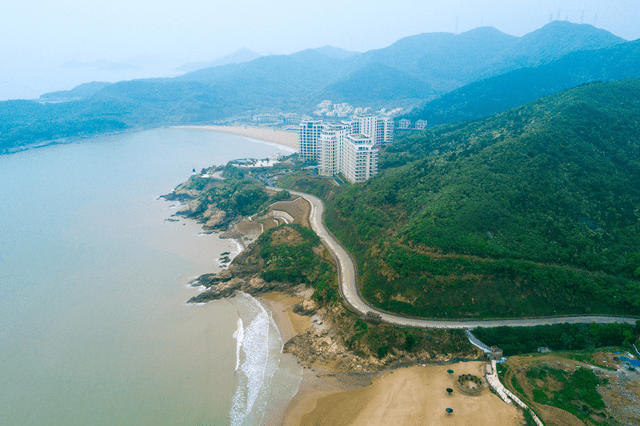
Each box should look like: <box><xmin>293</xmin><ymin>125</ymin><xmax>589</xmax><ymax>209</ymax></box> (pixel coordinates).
<box><xmin>0</xmin><ymin>128</ymin><xmax>301</xmax><ymax>426</ymax></box>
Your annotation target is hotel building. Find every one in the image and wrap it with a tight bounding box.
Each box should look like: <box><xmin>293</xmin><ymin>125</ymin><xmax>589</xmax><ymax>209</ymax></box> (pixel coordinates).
<box><xmin>299</xmin><ymin>120</ymin><xmax>323</xmax><ymax>162</ymax></box>
<box><xmin>299</xmin><ymin>115</ymin><xmax>387</xmax><ymax>183</ymax></box>
<box><xmin>342</xmin><ymin>134</ymin><xmax>378</xmax><ymax>183</ymax></box>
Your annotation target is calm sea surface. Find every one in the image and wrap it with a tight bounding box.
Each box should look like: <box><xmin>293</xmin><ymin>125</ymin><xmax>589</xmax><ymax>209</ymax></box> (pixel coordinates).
<box><xmin>0</xmin><ymin>128</ymin><xmax>301</xmax><ymax>425</ymax></box>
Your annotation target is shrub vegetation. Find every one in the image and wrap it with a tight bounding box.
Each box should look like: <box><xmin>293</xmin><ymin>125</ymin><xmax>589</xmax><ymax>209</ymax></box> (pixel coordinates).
<box><xmin>325</xmin><ymin>80</ymin><xmax>640</xmax><ymax>318</ymax></box>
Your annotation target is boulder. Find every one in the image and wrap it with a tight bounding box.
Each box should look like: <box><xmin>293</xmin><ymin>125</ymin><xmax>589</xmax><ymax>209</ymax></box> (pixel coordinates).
<box><xmin>293</xmin><ymin>299</ymin><xmax>318</xmax><ymax>316</ymax></box>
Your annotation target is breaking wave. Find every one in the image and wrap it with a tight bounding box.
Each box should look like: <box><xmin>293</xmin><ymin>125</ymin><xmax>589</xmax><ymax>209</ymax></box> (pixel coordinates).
<box><xmin>228</xmin><ymin>292</ymin><xmax>283</xmax><ymax>426</ymax></box>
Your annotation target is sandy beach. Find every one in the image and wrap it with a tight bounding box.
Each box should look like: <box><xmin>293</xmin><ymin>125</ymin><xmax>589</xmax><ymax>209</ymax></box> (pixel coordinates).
<box><xmin>259</xmin><ymin>293</ymin><xmax>522</xmax><ymax>426</ymax></box>
<box><xmin>172</xmin><ymin>125</ymin><xmax>299</xmax><ymax>151</ymax></box>
<box><xmin>298</xmin><ymin>362</ymin><xmax>524</xmax><ymax>426</ymax></box>
<box><xmin>258</xmin><ymin>292</ymin><xmax>360</xmax><ymax>426</ymax></box>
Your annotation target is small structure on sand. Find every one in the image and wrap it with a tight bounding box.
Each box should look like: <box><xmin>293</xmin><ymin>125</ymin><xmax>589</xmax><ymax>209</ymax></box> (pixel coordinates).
<box><xmin>446</xmin><ymin>408</ymin><xmax>453</xmax><ymax>415</ymax></box>
<box><xmin>455</xmin><ymin>374</ymin><xmax>484</xmax><ymax>396</ymax></box>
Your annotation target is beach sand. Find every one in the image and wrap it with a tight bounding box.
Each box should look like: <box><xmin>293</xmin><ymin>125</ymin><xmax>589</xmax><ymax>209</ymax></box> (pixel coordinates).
<box><xmin>172</xmin><ymin>125</ymin><xmax>299</xmax><ymax>151</ymax></box>
<box><xmin>258</xmin><ymin>292</ymin><xmax>354</xmax><ymax>426</ymax></box>
<box><xmin>259</xmin><ymin>292</ymin><xmax>521</xmax><ymax>426</ymax></box>
<box><xmin>259</xmin><ymin>291</ymin><xmax>310</xmax><ymax>342</ymax></box>
<box><xmin>296</xmin><ymin>362</ymin><xmax>524</xmax><ymax>426</ymax></box>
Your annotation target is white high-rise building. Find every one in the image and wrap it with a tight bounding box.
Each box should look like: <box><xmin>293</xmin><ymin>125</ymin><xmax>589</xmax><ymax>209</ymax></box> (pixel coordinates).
<box><xmin>352</xmin><ymin>115</ymin><xmax>394</xmax><ymax>145</ymax></box>
<box><xmin>381</xmin><ymin>116</ymin><xmax>394</xmax><ymax>144</ymax></box>
<box><xmin>299</xmin><ymin>120</ymin><xmax>323</xmax><ymax>162</ymax></box>
<box><xmin>318</xmin><ymin>123</ymin><xmax>349</xmax><ymax>177</ymax></box>
<box><xmin>342</xmin><ymin>134</ymin><xmax>378</xmax><ymax>183</ymax></box>
<box><xmin>299</xmin><ymin>116</ymin><xmax>387</xmax><ymax>182</ymax></box>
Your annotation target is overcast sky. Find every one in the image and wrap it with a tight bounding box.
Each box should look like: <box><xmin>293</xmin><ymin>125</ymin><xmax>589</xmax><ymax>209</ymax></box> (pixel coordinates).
<box><xmin>1</xmin><ymin>0</ymin><xmax>639</xmax><ymax>100</ymax></box>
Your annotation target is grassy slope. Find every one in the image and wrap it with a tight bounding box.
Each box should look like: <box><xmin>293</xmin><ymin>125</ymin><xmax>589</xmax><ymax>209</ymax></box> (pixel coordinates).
<box><xmin>326</xmin><ymin>79</ymin><xmax>640</xmax><ymax>319</ymax></box>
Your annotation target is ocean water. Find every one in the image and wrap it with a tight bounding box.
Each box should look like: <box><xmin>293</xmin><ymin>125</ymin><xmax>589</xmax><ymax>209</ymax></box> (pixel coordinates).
<box><xmin>0</xmin><ymin>128</ymin><xmax>300</xmax><ymax>425</ymax></box>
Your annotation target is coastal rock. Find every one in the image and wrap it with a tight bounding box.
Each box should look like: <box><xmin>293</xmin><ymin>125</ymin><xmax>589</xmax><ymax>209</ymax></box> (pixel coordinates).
<box><xmin>161</xmin><ymin>182</ymin><xmax>198</xmax><ymax>202</ymax></box>
<box><xmin>248</xmin><ymin>276</ymin><xmax>266</xmax><ymax>291</ymax></box>
<box><xmin>195</xmin><ymin>269</ymin><xmax>234</xmax><ymax>287</ymax></box>
<box><xmin>227</xmin><ymin>250</ymin><xmax>263</xmax><ymax>276</ymax></box>
<box><xmin>215</xmin><ymin>269</ymin><xmax>233</xmax><ymax>281</ymax></box>
<box><xmin>293</xmin><ymin>299</ymin><xmax>318</xmax><ymax>316</ymax></box>
<box><xmin>303</xmin><ymin>299</ymin><xmax>318</xmax><ymax>312</ymax></box>
<box><xmin>203</xmin><ymin>207</ymin><xmax>226</xmax><ymax>229</ymax></box>
<box><xmin>187</xmin><ymin>277</ymin><xmax>247</xmax><ymax>303</ymax></box>
<box><xmin>178</xmin><ymin>199</ymin><xmax>201</xmax><ymax>215</ymax></box>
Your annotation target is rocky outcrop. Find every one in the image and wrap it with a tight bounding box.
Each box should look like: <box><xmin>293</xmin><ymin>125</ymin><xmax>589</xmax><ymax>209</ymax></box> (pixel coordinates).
<box><xmin>186</xmin><ymin>240</ymin><xmax>300</xmax><ymax>304</ymax></box>
<box><xmin>293</xmin><ymin>299</ymin><xmax>318</xmax><ymax>316</ymax></box>
<box><xmin>161</xmin><ymin>181</ymin><xmax>199</xmax><ymax>202</ymax></box>
<box><xmin>282</xmin><ymin>306</ymin><xmax>474</xmax><ymax>372</ymax></box>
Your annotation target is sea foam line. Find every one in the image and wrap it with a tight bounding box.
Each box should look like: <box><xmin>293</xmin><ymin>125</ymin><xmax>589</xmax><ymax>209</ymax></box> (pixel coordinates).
<box><xmin>228</xmin><ymin>292</ymin><xmax>281</xmax><ymax>426</ymax></box>
<box><xmin>244</xmin><ymin>137</ymin><xmax>297</xmax><ymax>154</ymax></box>
<box><xmin>233</xmin><ymin>317</ymin><xmax>244</xmax><ymax>372</ymax></box>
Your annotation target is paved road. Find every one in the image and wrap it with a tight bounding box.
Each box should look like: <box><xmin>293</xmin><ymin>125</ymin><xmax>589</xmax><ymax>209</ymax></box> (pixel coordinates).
<box><xmin>278</xmin><ymin>188</ymin><xmax>639</xmax><ymax>329</ymax></box>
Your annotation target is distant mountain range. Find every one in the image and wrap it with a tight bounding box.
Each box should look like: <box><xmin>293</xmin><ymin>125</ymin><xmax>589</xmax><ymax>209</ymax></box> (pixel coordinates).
<box><xmin>0</xmin><ymin>21</ymin><xmax>635</xmax><ymax>154</ymax></box>
<box><xmin>175</xmin><ymin>48</ymin><xmax>262</xmax><ymax>73</ymax></box>
<box><xmin>38</xmin><ymin>82</ymin><xmax>114</xmax><ymax>103</ymax></box>
<box><xmin>405</xmin><ymin>38</ymin><xmax>640</xmax><ymax>126</ymax></box>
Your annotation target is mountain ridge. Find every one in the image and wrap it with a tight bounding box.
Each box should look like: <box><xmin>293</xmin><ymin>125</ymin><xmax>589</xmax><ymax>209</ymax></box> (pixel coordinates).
<box><xmin>1</xmin><ymin>22</ymin><xmax>629</xmax><ymax>154</ymax></box>
<box><xmin>324</xmin><ymin>79</ymin><xmax>640</xmax><ymax>319</ymax></box>
<box><xmin>175</xmin><ymin>48</ymin><xmax>262</xmax><ymax>73</ymax></box>
<box><xmin>405</xmin><ymin>38</ymin><xmax>640</xmax><ymax>126</ymax></box>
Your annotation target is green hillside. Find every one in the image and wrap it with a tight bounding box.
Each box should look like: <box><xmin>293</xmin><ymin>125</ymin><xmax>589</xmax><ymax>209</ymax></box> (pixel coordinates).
<box><xmin>325</xmin><ymin>79</ymin><xmax>640</xmax><ymax>319</ymax></box>
<box><xmin>405</xmin><ymin>39</ymin><xmax>640</xmax><ymax>127</ymax></box>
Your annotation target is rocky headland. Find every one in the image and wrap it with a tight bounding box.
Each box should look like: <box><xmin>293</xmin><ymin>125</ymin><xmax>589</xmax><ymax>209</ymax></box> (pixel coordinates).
<box><xmin>163</xmin><ymin>169</ymin><xmax>478</xmax><ymax>374</ymax></box>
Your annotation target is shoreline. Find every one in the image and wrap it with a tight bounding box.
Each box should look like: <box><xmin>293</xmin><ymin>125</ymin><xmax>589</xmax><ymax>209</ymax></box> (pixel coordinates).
<box><xmin>261</xmin><ymin>292</ymin><xmax>522</xmax><ymax>426</ymax></box>
<box><xmin>171</xmin><ymin>139</ymin><xmax>516</xmax><ymax>425</ymax></box>
<box><xmin>171</xmin><ymin>125</ymin><xmax>299</xmax><ymax>152</ymax></box>
<box><xmin>258</xmin><ymin>292</ymin><xmax>356</xmax><ymax>426</ymax></box>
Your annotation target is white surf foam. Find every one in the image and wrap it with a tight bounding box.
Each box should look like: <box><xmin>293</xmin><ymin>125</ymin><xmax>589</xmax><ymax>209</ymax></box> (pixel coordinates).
<box><xmin>228</xmin><ymin>292</ymin><xmax>283</xmax><ymax>426</ymax></box>
<box><xmin>233</xmin><ymin>317</ymin><xmax>244</xmax><ymax>372</ymax></box>
<box><xmin>244</xmin><ymin>138</ymin><xmax>297</xmax><ymax>154</ymax></box>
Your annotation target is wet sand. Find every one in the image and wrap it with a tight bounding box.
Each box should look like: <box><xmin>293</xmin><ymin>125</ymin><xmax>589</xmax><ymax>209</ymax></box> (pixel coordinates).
<box><xmin>255</xmin><ymin>290</ymin><xmax>523</xmax><ymax>426</ymax></box>
<box><xmin>171</xmin><ymin>125</ymin><xmax>298</xmax><ymax>150</ymax></box>
<box><xmin>258</xmin><ymin>292</ymin><xmax>352</xmax><ymax>426</ymax></box>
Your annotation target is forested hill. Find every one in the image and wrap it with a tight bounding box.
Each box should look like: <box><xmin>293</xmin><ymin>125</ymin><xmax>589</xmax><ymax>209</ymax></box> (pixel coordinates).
<box><xmin>405</xmin><ymin>39</ymin><xmax>640</xmax><ymax>127</ymax></box>
<box><xmin>325</xmin><ymin>79</ymin><xmax>640</xmax><ymax>320</ymax></box>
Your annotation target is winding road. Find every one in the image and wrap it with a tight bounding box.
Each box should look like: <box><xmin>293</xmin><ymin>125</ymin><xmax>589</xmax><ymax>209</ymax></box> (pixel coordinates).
<box><xmin>283</xmin><ymin>188</ymin><xmax>640</xmax><ymax>330</ymax></box>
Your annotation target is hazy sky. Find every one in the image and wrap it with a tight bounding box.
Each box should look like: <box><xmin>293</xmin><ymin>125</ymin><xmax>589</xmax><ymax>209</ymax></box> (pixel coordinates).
<box><xmin>1</xmin><ymin>0</ymin><xmax>639</xmax><ymax>100</ymax></box>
